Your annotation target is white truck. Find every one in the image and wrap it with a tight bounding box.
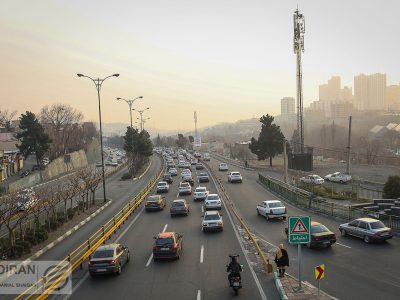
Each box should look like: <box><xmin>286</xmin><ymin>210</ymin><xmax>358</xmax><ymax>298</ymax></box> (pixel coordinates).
<box><xmin>324</xmin><ymin>172</ymin><xmax>352</xmax><ymax>184</ymax></box>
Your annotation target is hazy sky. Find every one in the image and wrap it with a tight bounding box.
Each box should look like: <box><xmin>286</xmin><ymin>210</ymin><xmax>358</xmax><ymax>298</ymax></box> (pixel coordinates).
<box><xmin>1</xmin><ymin>0</ymin><xmax>399</xmax><ymax>130</ymax></box>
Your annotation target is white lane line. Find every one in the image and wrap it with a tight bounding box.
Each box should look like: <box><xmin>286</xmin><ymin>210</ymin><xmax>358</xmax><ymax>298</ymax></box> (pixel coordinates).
<box><xmin>197</xmin><ymin>289</ymin><xmax>201</xmax><ymax>300</ymax></box>
<box><xmin>146</xmin><ymin>254</ymin><xmax>154</xmax><ymax>267</ymax></box>
<box><xmin>200</xmin><ymin>245</ymin><xmax>204</xmax><ymax>263</ymax></box>
<box><xmin>176</xmin><ymin>192</ymin><xmax>180</xmax><ymax>197</ymax></box>
<box><xmin>146</xmin><ymin>224</ymin><xmax>168</xmax><ymax>267</ymax></box>
<box><xmin>66</xmin><ymin>207</ymin><xmax>145</xmax><ymax>299</ymax></box>
<box><xmin>201</xmin><ymin>205</ymin><xmax>204</xmax><ymax>213</ymax></box>
<box><xmin>336</xmin><ymin>242</ymin><xmax>352</xmax><ymax>249</ymax></box>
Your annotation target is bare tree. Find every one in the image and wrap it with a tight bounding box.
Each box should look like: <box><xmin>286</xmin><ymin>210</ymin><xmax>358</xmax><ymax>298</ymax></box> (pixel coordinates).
<box><xmin>0</xmin><ymin>109</ymin><xmax>17</xmax><ymax>131</ymax></box>
<box><xmin>39</xmin><ymin>104</ymin><xmax>83</xmax><ymax>158</ymax></box>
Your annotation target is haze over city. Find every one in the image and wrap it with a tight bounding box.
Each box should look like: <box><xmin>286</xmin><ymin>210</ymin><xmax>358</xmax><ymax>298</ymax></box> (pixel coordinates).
<box><xmin>1</xmin><ymin>0</ymin><xmax>400</xmax><ymax>131</ymax></box>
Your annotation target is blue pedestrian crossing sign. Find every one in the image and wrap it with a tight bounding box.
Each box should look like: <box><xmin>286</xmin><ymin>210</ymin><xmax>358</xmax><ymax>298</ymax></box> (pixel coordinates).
<box><xmin>288</xmin><ymin>216</ymin><xmax>311</xmax><ymax>244</ymax></box>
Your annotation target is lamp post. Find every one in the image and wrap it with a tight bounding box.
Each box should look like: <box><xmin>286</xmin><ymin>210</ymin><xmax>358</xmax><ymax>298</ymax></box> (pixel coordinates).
<box><xmin>77</xmin><ymin>73</ymin><xmax>119</xmax><ymax>203</ymax></box>
<box><xmin>116</xmin><ymin>96</ymin><xmax>143</xmax><ymax>128</ymax></box>
<box><xmin>142</xmin><ymin>117</ymin><xmax>151</xmax><ymax>131</ymax></box>
<box><xmin>132</xmin><ymin>107</ymin><xmax>150</xmax><ymax>131</ymax></box>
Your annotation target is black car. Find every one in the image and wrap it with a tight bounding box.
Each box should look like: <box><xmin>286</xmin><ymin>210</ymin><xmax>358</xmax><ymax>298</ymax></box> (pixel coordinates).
<box><xmin>163</xmin><ymin>174</ymin><xmax>173</xmax><ymax>184</ymax></box>
<box><xmin>285</xmin><ymin>221</ymin><xmax>336</xmax><ymax>248</ymax></box>
<box><xmin>198</xmin><ymin>172</ymin><xmax>209</xmax><ymax>183</ymax></box>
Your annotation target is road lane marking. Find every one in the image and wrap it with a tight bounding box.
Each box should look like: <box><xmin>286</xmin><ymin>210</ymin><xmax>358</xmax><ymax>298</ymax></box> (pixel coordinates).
<box><xmin>66</xmin><ymin>206</ymin><xmax>145</xmax><ymax>299</ymax></box>
<box><xmin>146</xmin><ymin>253</ymin><xmax>154</xmax><ymax>267</ymax></box>
<box><xmin>200</xmin><ymin>245</ymin><xmax>204</xmax><ymax>263</ymax></box>
<box><xmin>197</xmin><ymin>289</ymin><xmax>201</xmax><ymax>300</ymax></box>
<box><xmin>336</xmin><ymin>242</ymin><xmax>352</xmax><ymax>249</ymax></box>
<box><xmin>162</xmin><ymin>223</ymin><xmax>168</xmax><ymax>232</ymax></box>
<box><xmin>201</xmin><ymin>205</ymin><xmax>204</xmax><ymax>213</ymax></box>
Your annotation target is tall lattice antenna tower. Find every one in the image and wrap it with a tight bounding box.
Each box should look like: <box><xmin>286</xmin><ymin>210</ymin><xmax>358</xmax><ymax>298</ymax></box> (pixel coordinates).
<box><xmin>194</xmin><ymin>111</ymin><xmax>198</xmax><ymax>138</ymax></box>
<box><xmin>293</xmin><ymin>8</ymin><xmax>305</xmax><ymax>153</ymax></box>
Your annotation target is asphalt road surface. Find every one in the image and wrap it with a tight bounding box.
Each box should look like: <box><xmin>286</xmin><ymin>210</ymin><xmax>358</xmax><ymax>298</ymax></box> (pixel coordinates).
<box><xmin>209</xmin><ymin>156</ymin><xmax>400</xmax><ymax>300</ymax></box>
<box><xmin>68</xmin><ymin>163</ymin><xmax>276</xmax><ymax>300</ymax></box>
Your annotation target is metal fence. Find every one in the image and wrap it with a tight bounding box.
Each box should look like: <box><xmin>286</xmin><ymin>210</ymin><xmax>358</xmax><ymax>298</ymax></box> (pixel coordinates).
<box><xmin>258</xmin><ymin>174</ymin><xmax>400</xmax><ymax>231</ymax></box>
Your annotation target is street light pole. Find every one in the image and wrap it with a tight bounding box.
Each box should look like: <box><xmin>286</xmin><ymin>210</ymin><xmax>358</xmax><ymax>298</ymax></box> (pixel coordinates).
<box><xmin>116</xmin><ymin>96</ymin><xmax>143</xmax><ymax>128</ymax></box>
<box><xmin>142</xmin><ymin>117</ymin><xmax>151</xmax><ymax>131</ymax></box>
<box><xmin>132</xmin><ymin>107</ymin><xmax>150</xmax><ymax>132</ymax></box>
<box><xmin>77</xmin><ymin>73</ymin><xmax>119</xmax><ymax>203</ymax></box>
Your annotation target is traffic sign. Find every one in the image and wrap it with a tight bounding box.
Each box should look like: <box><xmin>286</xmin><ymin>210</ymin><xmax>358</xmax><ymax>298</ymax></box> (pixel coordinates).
<box><xmin>315</xmin><ymin>264</ymin><xmax>325</xmax><ymax>280</ymax></box>
<box><xmin>288</xmin><ymin>216</ymin><xmax>310</xmax><ymax>244</ymax></box>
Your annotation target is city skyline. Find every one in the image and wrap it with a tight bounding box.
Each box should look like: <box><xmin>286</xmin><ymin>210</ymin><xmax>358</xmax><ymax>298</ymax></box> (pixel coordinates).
<box><xmin>1</xmin><ymin>1</ymin><xmax>400</xmax><ymax>130</ymax></box>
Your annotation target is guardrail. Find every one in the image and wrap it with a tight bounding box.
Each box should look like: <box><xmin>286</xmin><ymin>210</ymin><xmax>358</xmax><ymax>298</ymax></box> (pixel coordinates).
<box><xmin>16</xmin><ymin>160</ymin><xmax>164</xmax><ymax>299</ymax></box>
<box><xmin>258</xmin><ymin>173</ymin><xmax>400</xmax><ymax>230</ymax></box>
<box><xmin>204</xmin><ymin>163</ymin><xmax>273</xmax><ymax>276</ymax></box>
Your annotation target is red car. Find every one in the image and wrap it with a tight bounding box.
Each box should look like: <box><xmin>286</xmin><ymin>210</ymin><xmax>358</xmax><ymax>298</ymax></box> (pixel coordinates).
<box><xmin>153</xmin><ymin>232</ymin><xmax>183</xmax><ymax>260</ymax></box>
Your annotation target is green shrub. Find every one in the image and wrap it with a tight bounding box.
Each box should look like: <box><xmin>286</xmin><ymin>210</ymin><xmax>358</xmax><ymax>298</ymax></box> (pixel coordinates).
<box><xmin>67</xmin><ymin>208</ymin><xmax>76</xmax><ymax>220</ymax></box>
<box><xmin>16</xmin><ymin>240</ymin><xmax>31</xmax><ymax>253</ymax></box>
<box><xmin>121</xmin><ymin>173</ymin><xmax>132</xmax><ymax>180</ymax></box>
<box><xmin>383</xmin><ymin>176</ymin><xmax>400</xmax><ymax>199</ymax></box>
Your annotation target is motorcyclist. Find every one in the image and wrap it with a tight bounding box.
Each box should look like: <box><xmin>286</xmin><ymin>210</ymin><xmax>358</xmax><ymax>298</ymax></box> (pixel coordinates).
<box><xmin>226</xmin><ymin>255</ymin><xmax>242</xmax><ymax>286</ymax></box>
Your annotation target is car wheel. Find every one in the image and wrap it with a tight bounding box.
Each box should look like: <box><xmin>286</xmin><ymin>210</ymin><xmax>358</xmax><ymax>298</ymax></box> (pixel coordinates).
<box><xmin>340</xmin><ymin>229</ymin><xmax>347</xmax><ymax>237</ymax></box>
<box><xmin>340</xmin><ymin>180</ymin><xmax>344</xmax><ymax>184</ymax></box>
<box><xmin>116</xmin><ymin>264</ymin><xmax>121</xmax><ymax>275</ymax></box>
<box><xmin>257</xmin><ymin>209</ymin><xmax>260</xmax><ymax>215</ymax></box>
<box><xmin>89</xmin><ymin>272</ymin><xmax>96</xmax><ymax>278</ymax></box>
<box><xmin>126</xmin><ymin>251</ymin><xmax>130</xmax><ymax>262</ymax></box>
<box><xmin>364</xmin><ymin>235</ymin><xmax>371</xmax><ymax>243</ymax></box>
<box><xmin>265</xmin><ymin>214</ymin><xmax>269</xmax><ymax>221</ymax></box>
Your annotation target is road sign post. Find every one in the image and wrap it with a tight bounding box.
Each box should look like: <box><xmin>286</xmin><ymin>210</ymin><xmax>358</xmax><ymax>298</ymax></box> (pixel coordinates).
<box><xmin>288</xmin><ymin>216</ymin><xmax>311</xmax><ymax>291</ymax></box>
<box><xmin>315</xmin><ymin>264</ymin><xmax>325</xmax><ymax>296</ymax></box>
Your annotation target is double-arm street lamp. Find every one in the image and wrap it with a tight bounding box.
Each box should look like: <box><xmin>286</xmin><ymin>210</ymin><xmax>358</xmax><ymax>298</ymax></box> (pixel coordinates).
<box><xmin>132</xmin><ymin>107</ymin><xmax>150</xmax><ymax>131</ymax></box>
<box><xmin>77</xmin><ymin>73</ymin><xmax>119</xmax><ymax>203</ymax></box>
<box><xmin>116</xmin><ymin>96</ymin><xmax>143</xmax><ymax>128</ymax></box>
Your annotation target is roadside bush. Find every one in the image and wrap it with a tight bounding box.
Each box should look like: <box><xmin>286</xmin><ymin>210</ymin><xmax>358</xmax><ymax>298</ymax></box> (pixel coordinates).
<box><xmin>16</xmin><ymin>240</ymin><xmax>31</xmax><ymax>253</ymax></box>
<box><xmin>121</xmin><ymin>173</ymin><xmax>132</xmax><ymax>180</ymax></box>
<box><xmin>36</xmin><ymin>229</ymin><xmax>48</xmax><ymax>242</ymax></box>
<box><xmin>67</xmin><ymin>208</ymin><xmax>76</xmax><ymax>220</ymax></box>
<box><xmin>383</xmin><ymin>176</ymin><xmax>400</xmax><ymax>199</ymax></box>
<box><xmin>57</xmin><ymin>211</ymin><xmax>66</xmax><ymax>224</ymax></box>
<box><xmin>10</xmin><ymin>245</ymin><xmax>24</xmax><ymax>258</ymax></box>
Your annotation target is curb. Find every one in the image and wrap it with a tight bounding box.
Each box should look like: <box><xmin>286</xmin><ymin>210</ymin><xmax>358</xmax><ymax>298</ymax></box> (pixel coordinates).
<box><xmin>274</xmin><ymin>271</ymin><xmax>289</xmax><ymax>300</ymax></box>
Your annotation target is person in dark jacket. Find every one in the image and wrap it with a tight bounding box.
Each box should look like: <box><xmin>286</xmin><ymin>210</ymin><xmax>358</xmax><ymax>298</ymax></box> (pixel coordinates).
<box><xmin>274</xmin><ymin>244</ymin><xmax>289</xmax><ymax>277</ymax></box>
<box><xmin>227</xmin><ymin>255</ymin><xmax>242</xmax><ymax>286</ymax></box>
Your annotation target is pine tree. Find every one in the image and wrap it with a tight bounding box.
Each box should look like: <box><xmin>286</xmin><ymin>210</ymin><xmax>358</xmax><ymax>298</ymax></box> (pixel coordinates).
<box><xmin>249</xmin><ymin>114</ymin><xmax>285</xmax><ymax>166</ymax></box>
<box><xmin>16</xmin><ymin>111</ymin><xmax>51</xmax><ymax>166</ymax></box>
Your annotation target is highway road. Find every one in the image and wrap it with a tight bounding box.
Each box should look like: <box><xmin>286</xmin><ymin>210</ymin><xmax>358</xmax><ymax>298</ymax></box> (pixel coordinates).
<box><xmin>208</xmin><ymin>156</ymin><xmax>400</xmax><ymax>300</ymax></box>
<box><xmin>67</xmin><ymin>161</ymin><xmax>277</xmax><ymax>300</ymax></box>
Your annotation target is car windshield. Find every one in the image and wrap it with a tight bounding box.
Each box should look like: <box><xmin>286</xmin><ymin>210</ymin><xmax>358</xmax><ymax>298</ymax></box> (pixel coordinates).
<box><xmin>147</xmin><ymin>196</ymin><xmax>160</xmax><ymax>202</ymax></box>
<box><xmin>232</xmin><ymin>172</ymin><xmax>240</xmax><ymax>176</ymax></box>
<box><xmin>204</xmin><ymin>214</ymin><xmax>220</xmax><ymax>221</ymax></box>
<box><xmin>156</xmin><ymin>238</ymin><xmax>173</xmax><ymax>246</ymax></box>
<box><xmin>311</xmin><ymin>225</ymin><xmax>329</xmax><ymax>234</ymax></box>
<box><xmin>92</xmin><ymin>249</ymin><xmax>114</xmax><ymax>258</ymax></box>
<box><xmin>172</xmin><ymin>201</ymin><xmax>185</xmax><ymax>206</ymax></box>
<box><xmin>196</xmin><ymin>188</ymin><xmax>206</xmax><ymax>192</ymax></box>
<box><xmin>199</xmin><ymin>173</ymin><xmax>207</xmax><ymax>176</ymax></box>
<box><xmin>158</xmin><ymin>182</ymin><xmax>167</xmax><ymax>186</ymax></box>
<box><xmin>207</xmin><ymin>195</ymin><xmax>219</xmax><ymax>200</ymax></box>
<box><xmin>268</xmin><ymin>202</ymin><xmax>283</xmax><ymax>208</ymax></box>
<box><xmin>369</xmin><ymin>221</ymin><xmax>386</xmax><ymax>229</ymax></box>
<box><xmin>180</xmin><ymin>183</ymin><xmax>190</xmax><ymax>187</ymax></box>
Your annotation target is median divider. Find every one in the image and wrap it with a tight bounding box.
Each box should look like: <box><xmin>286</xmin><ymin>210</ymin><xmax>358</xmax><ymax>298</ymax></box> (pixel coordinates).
<box><xmin>204</xmin><ymin>162</ymin><xmax>273</xmax><ymax>276</ymax></box>
<box><xmin>16</xmin><ymin>161</ymin><xmax>164</xmax><ymax>300</ymax></box>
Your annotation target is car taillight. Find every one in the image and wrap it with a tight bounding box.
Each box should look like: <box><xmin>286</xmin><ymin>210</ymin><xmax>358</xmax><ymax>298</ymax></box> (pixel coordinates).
<box><xmin>153</xmin><ymin>246</ymin><xmax>159</xmax><ymax>251</ymax></box>
<box><xmin>314</xmin><ymin>237</ymin><xmax>320</xmax><ymax>241</ymax></box>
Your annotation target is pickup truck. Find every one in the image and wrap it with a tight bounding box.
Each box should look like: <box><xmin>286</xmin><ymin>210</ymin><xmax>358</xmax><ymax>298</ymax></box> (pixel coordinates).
<box><xmin>324</xmin><ymin>172</ymin><xmax>352</xmax><ymax>184</ymax></box>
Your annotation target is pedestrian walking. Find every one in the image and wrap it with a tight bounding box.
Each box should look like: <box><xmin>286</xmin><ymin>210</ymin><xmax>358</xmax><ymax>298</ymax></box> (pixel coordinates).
<box><xmin>291</xmin><ymin>176</ymin><xmax>296</xmax><ymax>186</ymax></box>
<box><xmin>245</xmin><ymin>160</ymin><xmax>248</xmax><ymax>168</ymax></box>
<box><xmin>274</xmin><ymin>244</ymin><xmax>289</xmax><ymax>278</ymax></box>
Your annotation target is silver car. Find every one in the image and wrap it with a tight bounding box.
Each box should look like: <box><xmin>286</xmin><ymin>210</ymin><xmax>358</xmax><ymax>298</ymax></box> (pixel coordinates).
<box><xmin>202</xmin><ymin>210</ymin><xmax>223</xmax><ymax>232</ymax></box>
<box><xmin>204</xmin><ymin>194</ymin><xmax>222</xmax><ymax>210</ymax></box>
<box><xmin>339</xmin><ymin>218</ymin><xmax>393</xmax><ymax>243</ymax></box>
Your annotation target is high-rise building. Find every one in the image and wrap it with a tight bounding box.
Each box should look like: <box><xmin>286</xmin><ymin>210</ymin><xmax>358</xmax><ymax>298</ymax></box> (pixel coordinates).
<box><xmin>386</xmin><ymin>84</ymin><xmax>400</xmax><ymax>111</ymax></box>
<box><xmin>281</xmin><ymin>97</ymin><xmax>295</xmax><ymax>121</ymax></box>
<box><xmin>318</xmin><ymin>76</ymin><xmax>353</xmax><ymax>117</ymax></box>
<box><xmin>354</xmin><ymin>73</ymin><xmax>386</xmax><ymax>111</ymax></box>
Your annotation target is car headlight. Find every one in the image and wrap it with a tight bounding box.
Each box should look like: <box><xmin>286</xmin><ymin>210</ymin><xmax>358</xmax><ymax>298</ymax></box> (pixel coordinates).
<box><xmin>203</xmin><ymin>223</ymin><xmax>207</xmax><ymax>226</ymax></box>
<box><xmin>218</xmin><ymin>222</ymin><xmax>223</xmax><ymax>225</ymax></box>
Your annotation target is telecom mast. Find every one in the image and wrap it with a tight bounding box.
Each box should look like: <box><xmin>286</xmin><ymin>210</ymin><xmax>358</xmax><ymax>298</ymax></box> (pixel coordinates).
<box><xmin>293</xmin><ymin>8</ymin><xmax>305</xmax><ymax>153</ymax></box>
<box><xmin>194</xmin><ymin>111</ymin><xmax>198</xmax><ymax>139</ymax></box>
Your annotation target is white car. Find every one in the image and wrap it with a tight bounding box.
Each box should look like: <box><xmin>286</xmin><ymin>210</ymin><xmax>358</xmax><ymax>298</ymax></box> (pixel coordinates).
<box><xmin>181</xmin><ymin>169</ymin><xmax>192</xmax><ymax>178</ymax></box>
<box><xmin>300</xmin><ymin>174</ymin><xmax>324</xmax><ymax>185</ymax></box>
<box><xmin>218</xmin><ymin>163</ymin><xmax>228</xmax><ymax>171</ymax></box>
<box><xmin>256</xmin><ymin>200</ymin><xmax>287</xmax><ymax>220</ymax></box>
<box><xmin>178</xmin><ymin>161</ymin><xmax>186</xmax><ymax>168</ymax></box>
<box><xmin>178</xmin><ymin>182</ymin><xmax>192</xmax><ymax>195</ymax></box>
<box><xmin>202</xmin><ymin>210</ymin><xmax>223</xmax><ymax>232</ymax></box>
<box><xmin>324</xmin><ymin>172</ymin><xmax>352</xmax><ymax>184</ymax></box>
<box><xmin>193</xmin><ymin>186</ymin><xmax>209</xmax><ymax>201</ymax></box>
<box><xmin>156</xmin><ymin>181</ymin><xmax>169</xmax><ymax>193</ymax></box>
<box><xmin>203</xmin><ymin>153</ymin><xmax>210</xmax><ymax>161</ymax></box>
<box><xmin>190</xmin><ymin>159</ymin><xmax>198</xmax><ymax>165</ymax></box>
<box><xmin>205</xmin><ymin>194</ymin><xmax>222</xmax><ymax>210</ymax></box>
<box><xmin>227</xmin><ymin>172</ymin><xmax>242</xmax><ymax>183</ymax></box>
<box><xmin>168</xmin><ymin>168</ymin><xmax>178</xmax><ymax>176</ymax></box>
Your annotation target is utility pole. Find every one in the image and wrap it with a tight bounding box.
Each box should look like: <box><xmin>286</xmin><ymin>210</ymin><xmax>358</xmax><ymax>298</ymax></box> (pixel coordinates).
<box><xmin>293</xmin><ymin>8</ymin><xmax>305</xmax><ymax>154</ymax></box>
<box><xmin>346</xmin><ymin>116</ymin><xmax>352</xmax><ymax>175</ymax></box>
<box><xmin>283</xmin><ymin>140</ymin><xmax>288</xmax><ymax>183</ymax></box>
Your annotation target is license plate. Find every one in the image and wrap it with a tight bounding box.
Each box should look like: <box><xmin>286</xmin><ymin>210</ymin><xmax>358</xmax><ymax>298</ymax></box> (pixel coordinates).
<box><xmin>323</xmin><ymin>241</ymin><xmax>330</xmax><ymax>245</ymax></box>
<box><xmin>97</xmin><ymin>269</ymin><xmax>107</xmax><ymax>272</ymax></box>
<box><xmin>233</xmin><ymin>282</ymin><xmax>240</xmax><ymax>287</ymax></box>
<box><xmin>160</xmin><ymin>247</ymin><xmax>169</xmax><ymax>251</ymax></box>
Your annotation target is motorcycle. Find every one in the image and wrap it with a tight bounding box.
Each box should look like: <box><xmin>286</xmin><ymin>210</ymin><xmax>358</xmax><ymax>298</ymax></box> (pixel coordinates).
<box><xmin>229</xmin><ymin>275</ymin><xmax>242</xmax><ymax>295</ymax></box>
